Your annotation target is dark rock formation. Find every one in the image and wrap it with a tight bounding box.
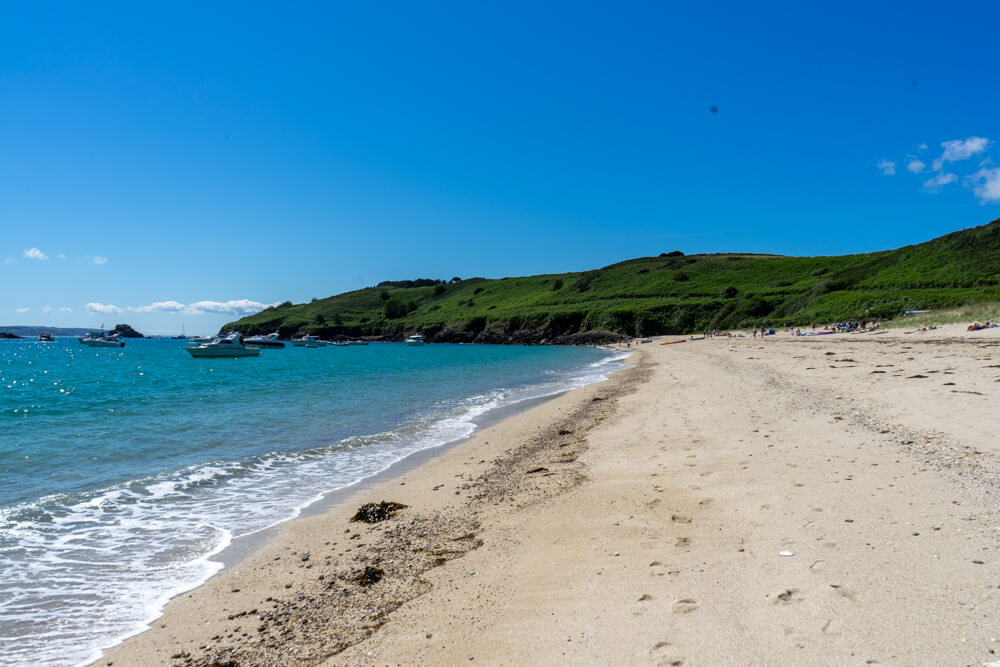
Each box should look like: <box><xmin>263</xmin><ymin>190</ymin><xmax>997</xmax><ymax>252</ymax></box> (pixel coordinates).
<box><xmin>111</xmin><ymin>324</ymin><xmax>144</xmax><ymax>338</ymax></box>
<box><xmin>0</xmin><ymin>332</ymin><xmax>22</xmax><ymax>339</ymax></box>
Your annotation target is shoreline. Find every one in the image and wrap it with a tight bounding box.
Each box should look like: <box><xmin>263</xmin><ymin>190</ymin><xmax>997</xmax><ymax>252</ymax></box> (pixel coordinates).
<box><xmin>102</xmin><ymin>324</ymin><xmax>1000</xmax><ymax>665</ymax></box>
<box><xmin>95</xmin><ymin>346</ymin><xmax>639</xmax><ymax>666</ymax></box>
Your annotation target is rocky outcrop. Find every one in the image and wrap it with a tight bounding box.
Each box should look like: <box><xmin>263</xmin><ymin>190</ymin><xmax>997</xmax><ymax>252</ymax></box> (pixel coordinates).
<box><xmin>111</xmin><ymin>324</ymin><xmax>144</xmax><ymax>338</ymax></box>
<box><xmin>0</xmin><ymin>332</ymin><xmax>22</xmax><ymax>339</ymax></box>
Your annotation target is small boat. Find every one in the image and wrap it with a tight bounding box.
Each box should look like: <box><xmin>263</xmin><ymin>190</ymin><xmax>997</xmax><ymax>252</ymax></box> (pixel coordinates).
<box><xmin>331</xmin><ymin>341</ymin><xmax>350</xmax><ymax>347</ymax></box>
<box><xmin>38</xmin><ymin>332</ymin><xmax>54</xmax><ymax>342</ymax></box>
<box><xmin>405</xmin><ymin>334</ymin><xmax>425</xmax><ymax>346</ymax></box>
<box><xmin>172</xmin><ymin>324</ymin><xmax>188</xmax><ymax>340</ymax></box>
<box><xmin>80</xmin><ymin>331</ymin><xmax>124</xmax><ymax>348</ymax></box>
<box><xmin>244</xmin><ymin>332</ymin><xmax>286</xmax><ymax>348</ymax></box>
<box><xmin>185</xmin><ymin>333</ymin><xmax>260</xmax><ymax>358</ymax></box>
<box><xmin>349</xmin><ymin>340</ymin><xmax>369</xmax><ymax>346</ymax></box>
<box><xmin>292</xmin><ymin>335</ymin><xmax>327</xmax><ymax>347</ymax></box>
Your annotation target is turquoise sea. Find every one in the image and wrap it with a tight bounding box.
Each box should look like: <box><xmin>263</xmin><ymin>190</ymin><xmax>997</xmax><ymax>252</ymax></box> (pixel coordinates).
<box><xmin>0</xmin><ymin>338</ymin><xmax>626</xmax><ymax>666</ymax></box>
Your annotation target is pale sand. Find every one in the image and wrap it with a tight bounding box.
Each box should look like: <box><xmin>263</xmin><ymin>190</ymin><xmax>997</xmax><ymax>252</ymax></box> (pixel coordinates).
<box><xmin>101</xmin><ymin>325</ymin><xmax>1000</xmax><ymax>666</ymax></box>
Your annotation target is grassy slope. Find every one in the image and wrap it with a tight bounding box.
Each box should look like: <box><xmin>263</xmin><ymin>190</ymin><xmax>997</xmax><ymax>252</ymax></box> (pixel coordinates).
<box><xmin>227</xmin><ymin>218</ymin><xmax>1000</xmax><ymax>340</ymax></box>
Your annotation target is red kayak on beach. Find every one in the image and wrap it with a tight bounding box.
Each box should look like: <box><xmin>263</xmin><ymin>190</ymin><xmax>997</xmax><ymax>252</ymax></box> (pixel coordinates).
<box><xmin>660</xmin><ymin>339</ymin><xmax>687</xmax><ymax>345</ymax></box>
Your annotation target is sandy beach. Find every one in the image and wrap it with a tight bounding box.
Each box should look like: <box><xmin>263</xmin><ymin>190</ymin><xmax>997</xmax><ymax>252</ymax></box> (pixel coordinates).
<box><xmin>101</xmin><ymin>325</ymin><xmax>1000</xmax><ymax>666</ymax></box>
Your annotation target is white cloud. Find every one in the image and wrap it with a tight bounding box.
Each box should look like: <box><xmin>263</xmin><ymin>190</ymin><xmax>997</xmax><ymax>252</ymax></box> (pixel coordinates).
<box><xmin>42</xmin><ymin>305</ymin><xmax>52</xmax><ymax>313</ymax></box>
<box><xmin>57</xmin><ymin>254</ymin><xmax>66</xmax><ymax>260</ymax></box>
<box><xmin>59</xmin><ymin>307</ymin><xmax>72</xmax><ymax>312</ymax></box>
<box><xmin>131</xmin><ymin>300</ymin><xmax>187</xmax><ymax>313</ymax></box>
<box><xmin>967</xmin><ymin>167</ymin><xmax>1000</xmax><ymax>204</ymax></box>
<box><xmin>906</xmin><ymin>159</ymin><xmax>926</xmax><ymax>174</ymax></box>
<box><xmin>24</xmin><ymin>248</ymin><xmax>49</xmax><ymax>261</ymax></box>
<box><xmin>877</xmin><ymin>159</ymin><xmax>896</xmax><ymax>176</ymax></box>
<box><xmin>932</xmin><ymin>136</ymin><xmax>990</xmax><ymax>171</ymax></box>
<box><xmin>923</xmin><ymin>172</ymin><xmax>958</xmax><ymax>192</ymax></box>
<box><xmin>185</xmin><ymin>299</ymin><xmax>280</xmax><ymax>315</ymax></box>
<box><xmin>15</xmin><ymin>307</ymin><xmax>29</xmax><ymax>313</ymax></box>
<box><xmin>124</xmin><ymin>299</ymin><xmax>279</xmax><ymax>315</ymax></box>
<box><xmin>87</xmin><ymin>302</ymin><xmax>124</xmax><ymax>314</ymax></box>
<box><xmin>93</xmin><ymin>256</ymin><xmax>108</xmax><ymax>265</ymax></box>
<box><xmin>3</xmin><ymin>257</ymin><xmax>13</xmax><ymax>264</ymax></box>
<box><xmin>918</xmin><ymin>143</ymin><xmax>928</xmax><ymax>150</ymax></box>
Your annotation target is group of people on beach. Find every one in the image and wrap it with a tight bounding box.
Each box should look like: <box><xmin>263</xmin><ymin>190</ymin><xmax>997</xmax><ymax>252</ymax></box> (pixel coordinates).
<box><xmin>967</xmin><ymin>321</ymin><xmax>997</xmax><ymax>331</ymax></box>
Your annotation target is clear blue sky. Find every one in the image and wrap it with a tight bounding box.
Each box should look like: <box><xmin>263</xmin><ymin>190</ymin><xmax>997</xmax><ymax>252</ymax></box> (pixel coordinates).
<box><xmin>2</xmin><ymin>1</ymin><xmax>999</xmax><ymax>334</ymax></box>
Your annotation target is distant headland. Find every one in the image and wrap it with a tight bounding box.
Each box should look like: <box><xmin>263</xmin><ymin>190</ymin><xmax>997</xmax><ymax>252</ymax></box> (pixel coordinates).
<box><xmin>218</xmin><ymin>217</ymin><xmax>998</xmax><ymax>342</ymax></box>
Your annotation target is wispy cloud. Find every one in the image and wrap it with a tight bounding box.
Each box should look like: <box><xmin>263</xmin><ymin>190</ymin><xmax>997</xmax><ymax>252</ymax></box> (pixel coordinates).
<box><xmin>933</xmin><ymin>137</ymin><xmax>990</xmax><ymax>171</ymax></box>
<box><xmin>126</xmin><ymin>299</ymin><xmax>280</xmax><ymax>315</ymax></box>
<box><xmin>42</xmin><ymin>305</ymin><xmax>52</xmax><ymax>313</ymax></box>
<box><xmin>967</xmin><ymin>167</ymin><xmax>1000</xmax><ymax>204</ymax></box>
<box><xmin>23</xmin><ymin>248</ymin><xmax>49</xmax><ymax>261</ymax></box>
<box><xmin>3</xmin><ymin>258</ymin><xmax>13</xmax><ymax>264</ymax></box>
<box><xmin>93</xmin><ymin>256</ymin><xmax>108</xmax><ymax>265</ymax></box>
<box><xmin>906</xmin><ymin>159</ymin><xmax>926</xmax><ymax>174</ymax></box>
<box><xmin>87</xmin><ymin>302</ymin><xmax>124</xmax><ymax>314</ymax></box>
<box><xmin>131</xmin><ymin>300</ymin><xmax>186</xmax><ymax>313</ymax></box>
<box><xmin>186</xmin><ymin>299</ymin><xmax>279</xmax><ymax>314</ymax></box>
<box><xmin>877</xmin><ymin>159</ymin><xmax>896</xmax><ymax>176</ymax></box>
<box><xmin>57</xmin><ymin>254</ymin><xmax>66</xmax><ymax>260</ymax></box>
<box><xmin>59</xmin><ymin>307</ymin><xmax>73</xmax><ymax>312</ymax></box>
<box><xmin>918</xmin><ymin>143</ymin><xmax>928</xmax><ymax>150</ymax></box>
<box><xmin>923</xmin><ymin>172</ymin><xmax>958</xmax><ymax>192</ymax></box>
<box><xmin>15</xmin><ymin>307</ymin><xmax>29</xmax><ymax>313</ymax></box>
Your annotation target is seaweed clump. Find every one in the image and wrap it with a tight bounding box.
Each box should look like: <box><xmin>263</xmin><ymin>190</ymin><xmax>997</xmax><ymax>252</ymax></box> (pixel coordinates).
<box><xmin>350</xmin><ymin>501</ymin><xmax>408</xmax><ymax>523</ymax></box>
<box><xmin>355</xmin><ymin>566</ymin><xmax>384</xmax><ymax>587</ymax></box>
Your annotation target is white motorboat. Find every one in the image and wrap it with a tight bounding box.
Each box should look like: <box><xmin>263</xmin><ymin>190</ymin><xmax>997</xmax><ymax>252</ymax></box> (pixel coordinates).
<box><xmin>38</xmin><ymin>332</ymin><xmax>54</xmax><ymax>342</ymax></box>
<box><xmin>405</xmin><ymin>334</ymin><xmax>425</xmax><ymax>346</ymax></box>
<box><xmin>292</xmin><ymin>335</ymin><xmax>326</xmax><ymax>347</ymax></box>
<box><xmin>185</xmin><ymin>333</ymin><xmax>260</xmax><ymax>358</ymax></box>
<box><xmin>244</xmin><ymin>331</ymin><xmax>286</xmax><ymax>348</ymax></box>
<box><xmin>349</xmin><ymin>340</ymin><xmax>369</xmax><ymax>346</ymax></box>
<box><xmin>80</xmin><ymin>331</ymin><xmax>124</xmax><ymax>348</ymax></box>
<box><xmin>189</xmin><ymin>335</ymin><xmax>215</xmax><ymax>344</ymax></box>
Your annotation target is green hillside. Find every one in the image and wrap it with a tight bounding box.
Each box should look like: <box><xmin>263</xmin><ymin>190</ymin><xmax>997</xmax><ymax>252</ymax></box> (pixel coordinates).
<box><xmin>226</xmin><ymin>219</ymin><xmax>1000</xmax><ymax>342</ymax></box>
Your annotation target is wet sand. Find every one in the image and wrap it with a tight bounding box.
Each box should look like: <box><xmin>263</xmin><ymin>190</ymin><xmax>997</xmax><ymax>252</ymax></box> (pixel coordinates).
<box><xmin>101</xmin><ymin>324</ymin><xmax>1000</xmax><ymax>666</ymax></box>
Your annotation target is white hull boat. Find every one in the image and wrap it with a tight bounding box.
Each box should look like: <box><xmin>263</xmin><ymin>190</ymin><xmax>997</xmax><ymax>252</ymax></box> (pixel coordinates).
<box><xmin>186</xmin><ymin>333</ymin><xmax>260</xmax><ymax>358</ymax></box>
<box><xmin>405</xmin><ymin>334</ymin><xmax>425</xmax><ymax>346</ymax></box>
<box><xmin>245</xmin><ymin>332</ymin><xmax>285</xmax><ymax>348</ymax></box>
<box><xmin>292</xmin><ymin>335</ymin><xmax>326</xmax><ymax>347</ymax></box>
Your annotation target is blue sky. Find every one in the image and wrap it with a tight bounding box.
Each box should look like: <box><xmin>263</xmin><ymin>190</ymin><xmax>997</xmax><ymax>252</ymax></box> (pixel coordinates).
<box><xmin>2</xmin><ymin>2</ymin><xmax>999</xmax><ymax>334</ymax></box>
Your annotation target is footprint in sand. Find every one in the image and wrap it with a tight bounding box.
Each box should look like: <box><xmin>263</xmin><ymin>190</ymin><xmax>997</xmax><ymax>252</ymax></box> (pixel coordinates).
<box><xmin>675</xmin><ymin>537</ymin><xmax>691</xmax><ymax>548</ymax></box>
<box><xmin>830</xmin><ymin>584</ymin><xmax>857</xmax><ymax>602</ymax></box>
<box><xmin>672</xmin><ymin>598</ymin><xmax>698</xmax><ymax>614</ymax></box>
<box><xmin>649</xmin><ymin>641</ymin><xmax>684</xmax><ymax>667</ymax></box>
<box><xmin>699</xmin><ymin>471</ymin><xmax>713</xmax><ymax>477</ymax></box>
<box><xmin>821</xmin><ymin>618</ymin><xmax>845</xmax><ymax>635</ymax></box>
<box><xmin>671</xmin><ymin>514</ymin><xmax>692</xmax><ymax>524</ymax></box>
<box><xmin>772</xmin><ymin>588</ymin><xmax>804</xmax><ymax>605</ymax></box>
<box><xmin>698</xmin><ymin>498</ymin><xmax>713</xmax><ymax>506</ymax></box>
<box><xmin>809</xmin><ymin>559</ymin><xmax>827</xmax><ymax>572</ymax></box>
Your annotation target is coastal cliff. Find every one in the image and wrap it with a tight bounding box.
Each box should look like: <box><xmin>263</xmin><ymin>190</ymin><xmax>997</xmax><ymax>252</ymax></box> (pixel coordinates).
<box><xmin>225</xmin><ymin>218</ymin><xmax>1000</xmax><ymax>341</ymax></box>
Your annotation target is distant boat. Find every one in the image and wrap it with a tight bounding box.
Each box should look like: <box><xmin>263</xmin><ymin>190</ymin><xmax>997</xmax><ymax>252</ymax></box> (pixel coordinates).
<box><xmin>38</xmin><ymin>332</ymin><xmax>54</xmax><ymax>342</ymax></box>
<box><xmin>331</xmin><ymin>341</ymin><xmax>350</xmax><ymax>347</ymax></box>
<box><xmin>244</xmin><ymin>332</ymin><xmax>285</xmax><ymax>348</ymax></box>
<box><xmin>349</xmin><ymin>340</ymin><xmax>369</xmax><ymax>346</ymax></box>
<box><xmin>292</xmin><ymin>335</ymin><xmax>326</xmax><ymax>347</ymax></box>
<box><xmin>80</xmin><ymin>332</ymin><xmax>124</xmax><ymax>348</ymax></box>
<box><xmin>172</xmin><ymin>323</ymin><xmax>187</xmax><ymax>340</ymax></box>
<box><xmin>80</xmin><ymin>325</ymin><xmax>124</xmax><ymax>347</ymax></box>
<box><xmin>185</xmin><ymin>333</ymin><xmax>260</xmax><ymax>358</ymax></box>
<box><xmin>405</xmin><ymin>334</ymin><xmax>425</xmax><ymax>346</ymax></box>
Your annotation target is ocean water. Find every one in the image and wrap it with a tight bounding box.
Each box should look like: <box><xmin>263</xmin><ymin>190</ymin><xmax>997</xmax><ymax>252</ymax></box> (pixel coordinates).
<box><xmin>0</xmin><ymin>338</ymin><xmax>626</xmax><ymax>666</ymax></box>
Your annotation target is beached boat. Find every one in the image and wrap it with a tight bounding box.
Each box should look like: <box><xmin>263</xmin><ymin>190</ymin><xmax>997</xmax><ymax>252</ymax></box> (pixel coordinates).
<box><xmin>405</xmin><ymin>334</ymin><xmax>425</xmax><ymax>346</ymax></box>
<box><xmin>244</xmin><ymin>332</ymin><xmax>286</xmax><ymax>348</ymax></box>
<box><xmin>292</xmin><ymin>335</ymin><xmax>326</xmax><ymax>347</ymax></box>
<box><xmin>185</xmin><ymin>333</ymin><xmax>260</xmax><ymax>358</ymax></box>
<box><xmin>38</xmin><ymin>332</ymin><xmax>54</xmax><ymax>342</ymax></box>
